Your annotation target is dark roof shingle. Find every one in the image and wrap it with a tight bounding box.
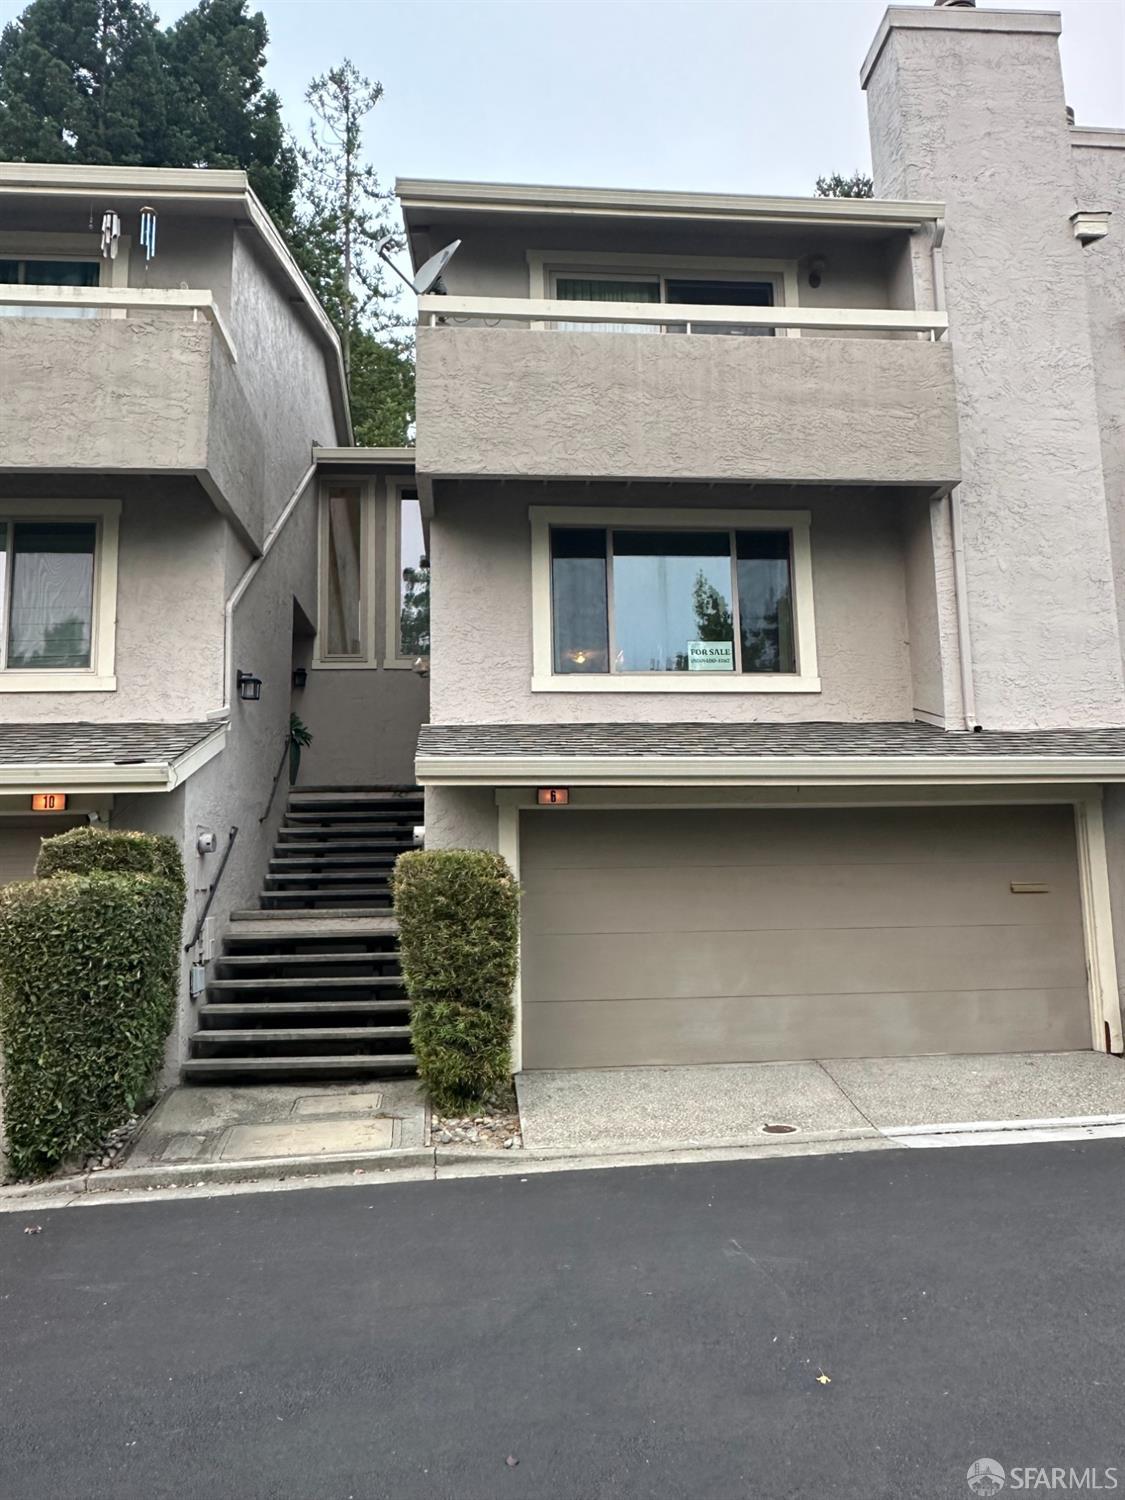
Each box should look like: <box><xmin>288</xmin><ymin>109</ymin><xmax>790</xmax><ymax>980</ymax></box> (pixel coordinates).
<box><xmin>0</xmin><ymin>722</ymin><xmax>218</xmax><ymax>766</ymax></box>
<box><xmin>417</xmin><ymin>721</ymin><xmax>1125</xmax><ymax>759</ymax></box>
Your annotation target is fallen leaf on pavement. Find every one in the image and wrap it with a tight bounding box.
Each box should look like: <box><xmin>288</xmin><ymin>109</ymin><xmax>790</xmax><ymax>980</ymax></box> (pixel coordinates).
<box><xmin>816</xmin><ymin>1371</ymin><xmax>832</xmax><ymax>1385</ymax></box>
<box><xmin>23</xmin><ymin>1226</ymin><xmax>41</xmax><ymax>1235</ymax></box>
<box><xmin>505</xmin><ymin>1456</ymin><xmax>520</xmax><ymax>1468</ymax></box>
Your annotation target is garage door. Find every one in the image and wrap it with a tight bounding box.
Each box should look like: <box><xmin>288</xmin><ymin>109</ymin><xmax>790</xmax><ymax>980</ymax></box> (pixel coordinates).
<box><xmin>520</xmin><ymin>806</ymin><xmax>1091</xmax><ymax>1068</ymax></box>
<box><xmin>0</xmin><ymin>818</ymin><xmax>85</xmax><ymax>885</ymax></box>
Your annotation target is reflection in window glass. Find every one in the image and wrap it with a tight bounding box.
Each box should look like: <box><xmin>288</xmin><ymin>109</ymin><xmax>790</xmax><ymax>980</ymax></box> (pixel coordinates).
<box><xmin>325</xmin><ymin>488</ymin><xmax>363</xmax><ymax>656</ymax></box>
<box><xmin>555</xmin><ymin>277</ymin><xmax>661</xmax><ymax>335</ymax></box>
<box><xmin>736</xmin><ymin>531</ymin><xmax>795</xmax><ymax>673</ymax></box>
<box><xmin>7</xmin><ymin>522</ymin><xmax>96</xmax><ymax>669</ymax></box>
<box><xmin>399</xmin><ymin>491</ymin><xmax>429</xmax><ymax>657</ymax></box>
<box><xmin>612</xmin><ymin>530</ymin><xmax>734</xmax><ymax>673</ymax></box>
<box><xmin>551</xmin><ymin>528</ymin><xmax>609</xmax><ymax>673</ymax></box>
<box><xmin>0</xmin><ymin>258</ymin><xmax>100</xmax><ymax>320</ymax></box>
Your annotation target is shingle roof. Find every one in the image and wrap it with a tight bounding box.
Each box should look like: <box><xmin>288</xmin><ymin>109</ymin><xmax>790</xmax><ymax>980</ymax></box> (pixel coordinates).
<box><xmin>0</xmin><ymin>722</ymin><xmax>218</xmax><ymax>766</ymax></box>
<box><xmin>417</xmin><ymin>721</ymin><xmax>1125</xmax><ymax>759</ymax></box>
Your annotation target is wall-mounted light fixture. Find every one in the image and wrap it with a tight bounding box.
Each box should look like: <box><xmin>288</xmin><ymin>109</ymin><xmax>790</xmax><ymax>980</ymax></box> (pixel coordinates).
<box><xmin>236</xmin><ymin>670</ymin><xmax>262</xmax><ymax>702</ymax></box>
<box><xmin>292</xmin><ymin>666</ymin><xmax>308</xmax><ymax>690</ymax></box>
<box><xmin>807</xmin><ymin>255</ymin><xmax>828</xmax><ymax>290</ymax></box>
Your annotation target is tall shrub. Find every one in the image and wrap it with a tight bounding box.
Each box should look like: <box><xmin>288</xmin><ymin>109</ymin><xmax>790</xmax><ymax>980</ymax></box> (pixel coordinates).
<box><xmin>0</xmin><ymin>829</ymin><xmax>185</xmax><ymax>1179</ymax></box>
<box><xmin>394</xmin><ymin>850</ymin><xmax>519</xmax><ymax>1112</ymax></box>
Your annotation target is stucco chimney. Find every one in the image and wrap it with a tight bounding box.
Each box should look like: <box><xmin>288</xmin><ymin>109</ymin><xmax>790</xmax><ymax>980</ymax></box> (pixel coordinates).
<box><xmin>860</xmin><ymin>4</ymin><xmax>1125</xmax><ymax>728</ymax></box>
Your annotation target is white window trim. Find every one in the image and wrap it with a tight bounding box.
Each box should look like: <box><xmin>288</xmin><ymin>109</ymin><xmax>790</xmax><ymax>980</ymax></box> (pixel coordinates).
<box><xmin>0</xmin><ymin>230</ymin><xmax>131</xmax><ymax>315</ymax></box>
<box><xmin>383</xmin><ymin>478</ymin><xmax>426</xmax><ymax>669</ymax></box>
<box><xmin>314</xmin><ymin>478</ymin><xmax>377</xmax><ymax>669</ymax></box>
<box><xmin>530</xmin><ymin>504</ymin><xmax>819</xmax><ymax>694</ymax></box>
<box><xmin>527</xmin><ymin>249</ymin><xmax>801</xmax><ymax>336</ymax></box>
<box><xmin>0</xmin><ymin>498</ymin><xmax>119</xmax><ymax>692</ymax></box>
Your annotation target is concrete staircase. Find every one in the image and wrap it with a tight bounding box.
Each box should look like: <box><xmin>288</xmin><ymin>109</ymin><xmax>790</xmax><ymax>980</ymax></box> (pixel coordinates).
<box><xmin>182</xmin><ymin>787</ymin><xmax>423</xmax><ymax>1082</ymax></box>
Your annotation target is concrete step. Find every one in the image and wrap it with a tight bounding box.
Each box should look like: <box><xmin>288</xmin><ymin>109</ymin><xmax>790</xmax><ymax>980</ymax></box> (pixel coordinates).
<box><xmin>182</xmin><ymin>1055</ymin><xmax>417</xmax><ymax>1078</ymax></box>
<box><xmin>227</xmin><ymin>911</ymin><xmax>399</xmax><ymax>930</ymax></box>
<box><xmin>288</xmin><ymin>790</ymin><xmax>422</xmax><ymax>806</ymax></box>
<box><xmin>260</xmin><ymin>890</ymin><xmax>394</xmax><ymax>908</ymax></box>
<box><xmin>283</xmin><ymin>812</ymin><xmax>420</xmax><ymax>826</ymax></box>
<box><xmin>264</xmin><ymin>872</ymin><xmax>394</xmax><ymax>889</ymax></box>
<box><xmin>293</xmin><ymin>784</ymin><xmax>420</xmax><ymax>794</ymax></box>
<box><xmin>208</xmin><ymin>978</ymin><xmax>403</xmax><ymax>997</ymax></box>
<box><xmin>272</xmin><ymin>839</ymin><xmax>409</xmax><ymax>853</ymax></box>
<box><xmin>199</xmin><ymin>999</ymin><xmax>409</xmax><ymax>1020</ymax></box>
<box><xmin>269</xmin><ymin>853</ymin><xmax>400</xmax><ymax>868</ymax></box>
<box><xmin>218</xmin><ymin>951</ymin><xmax>401</xmax><ymax>969</ymax></box>
<box><xmin>191</xmin><ymin>1027</ymin><xmax>413</xmax><ymax>1045</ymax></box>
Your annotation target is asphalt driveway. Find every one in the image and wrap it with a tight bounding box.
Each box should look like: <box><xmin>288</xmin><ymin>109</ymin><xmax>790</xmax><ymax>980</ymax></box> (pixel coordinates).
<box><xmin>3</xmin><ymin>1140</ymin><xmax>1125</xmax><ymax>1499</ymax></box>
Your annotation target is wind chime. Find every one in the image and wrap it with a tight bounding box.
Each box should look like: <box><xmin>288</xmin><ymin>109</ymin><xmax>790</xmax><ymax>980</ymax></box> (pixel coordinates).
<box><xmin>97</xmin><ymin>206</ymin><xmax>158</xmax><ymax>262</ymax></box>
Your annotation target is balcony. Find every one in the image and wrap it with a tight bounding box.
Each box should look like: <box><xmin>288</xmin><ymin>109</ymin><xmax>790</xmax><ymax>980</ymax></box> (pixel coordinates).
<box><xmin>414</xmin><ymin>294</ymin><xmax>961</xmax><ymax>492</ymax></box>
<box><xmin>0</xmin><ymin>285</ymin><xmax>265</xmax><ymax>535</ymax></box>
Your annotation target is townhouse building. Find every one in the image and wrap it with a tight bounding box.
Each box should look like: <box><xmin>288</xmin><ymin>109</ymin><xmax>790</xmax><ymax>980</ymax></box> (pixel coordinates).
<box><xmin>1</xmin><ymin>0</ymin><xmax>1123</xmax><ymax>1084</ymax></box>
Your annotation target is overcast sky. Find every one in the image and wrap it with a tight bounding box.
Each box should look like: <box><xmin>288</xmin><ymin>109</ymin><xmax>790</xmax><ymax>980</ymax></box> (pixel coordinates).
<box><xmin>60</xmin><ymin>0</ymin><xmax>1125</xmax><ymax>198</ymax></box>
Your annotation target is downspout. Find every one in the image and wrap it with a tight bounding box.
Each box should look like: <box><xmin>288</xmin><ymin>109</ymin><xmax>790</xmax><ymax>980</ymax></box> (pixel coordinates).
<box><xmin>216</xmin><ymin>459</ymin><xmax>318</xmax><ymax>717</ymax></box>
<box><xmin>931</xmin><ymin>218</ymin><xmax>979</xmax><ymax>731</ymax></box>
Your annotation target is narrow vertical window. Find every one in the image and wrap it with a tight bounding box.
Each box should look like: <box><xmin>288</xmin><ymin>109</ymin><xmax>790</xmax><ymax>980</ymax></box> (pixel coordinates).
<box><xmin>398</xmin><ymin>489</ymin><xmax>429</xmax><ymax>658</ymax></box>
<box><xmin>735</xmin><ymin>530</ymin><xmax>795</xmax><ymax>672</ymax></box>
<box><xmin>7</xmin><ymin>522</ymin><xmax>97</xmax><ymax>669</ymax></box>
<box><xmin>324</xmin><ymin>487</ymin><xmax>363</xmax><ymax>657</ymax></box>
<box><xmin>551</xmin><ymin>528</ymin><xmax>609</xmax><ymax>673</ymax></box>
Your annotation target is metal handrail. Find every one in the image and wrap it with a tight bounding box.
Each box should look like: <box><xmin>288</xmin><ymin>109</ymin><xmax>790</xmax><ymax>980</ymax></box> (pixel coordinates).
<box><xmin>259</xmin><ymin>735</ymin><xmax>291</xmax><ymax>824</ymax></box>
<box><xmin>185</xmin><ymin>825</ymin><xmax>238</xmax><ymax>953</ymax></box>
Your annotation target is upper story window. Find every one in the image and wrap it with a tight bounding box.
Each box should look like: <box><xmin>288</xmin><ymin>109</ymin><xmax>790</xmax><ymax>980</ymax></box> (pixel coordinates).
<box><xmin>316</xmin><ymin>477</ymin><xmax>426</xmax><ymax>670</ymax></box>
<box><xmin>555</xmin><ymin>274</ymin><xmax>776</xmax><ymax>337</ymax></box>
<box><xmin>0</xmin><ymin>257</ymin><xmax>101</xmax><ymax>319</ymax></box>
<box><xmin>393</xmin><ymin>486</ymin><xmax>429</xmax><ymax>661</ymax></box>
<box><xmin>0</xmin><ymin>502</ymin><xmax>120</xmax><ymax>693</ymax></box>
<box><xmin>530</xmin><ymin>505</ymin><xmax>818</xmax><ymax>695</ymax></box>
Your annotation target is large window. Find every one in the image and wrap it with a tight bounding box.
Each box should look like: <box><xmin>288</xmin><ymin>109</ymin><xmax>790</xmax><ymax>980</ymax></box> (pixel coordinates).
<box><xmin>0</xmin><ymin>503</ymin><xmax>119</xmax><ymax>691</ymax></box>
<box><xmin>316</xmin><ymin>477</ymin><xmax>426</xmax><ymax>669</ymax></box>
<box><xmin>532</xmin><ymin>507</ymin><xmax>817</xmax><ymax>694</ymax></box>
<box><xmin>0</xmin><ymin>257</ymin><xmax>101</xmax><ymax>319</ymax></box>
<box><xmin>547</xmin><ymin>259</ymin><xmax>791</xmax><ymax>337</ymax></box>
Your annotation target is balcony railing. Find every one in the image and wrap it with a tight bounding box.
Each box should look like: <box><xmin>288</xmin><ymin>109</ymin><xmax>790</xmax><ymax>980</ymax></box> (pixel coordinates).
<box><xmin>0</xmin><ymin>283</ymin><xmax>238</xmax><ymax>362</ymax></box>
<box><xmin>417</xmin><ymin>293</ymin><xmax>949</xmax><ymax>340</ymax></box>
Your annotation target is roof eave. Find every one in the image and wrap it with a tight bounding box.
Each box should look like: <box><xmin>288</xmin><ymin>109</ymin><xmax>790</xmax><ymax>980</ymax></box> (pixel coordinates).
<box><xmin>397</xmin><ymin>177</ymin><xmax>945</xmax><ymax>231</ymax></box>
<box><xmin>0</xmin><ymin>724</ymin><xmax>226</xmax><ymax>795</ymax></box>
<box><xmin>415</xmin><ymin>752</ymin><xmax>1125</xmax><ymax>788</ymax></box>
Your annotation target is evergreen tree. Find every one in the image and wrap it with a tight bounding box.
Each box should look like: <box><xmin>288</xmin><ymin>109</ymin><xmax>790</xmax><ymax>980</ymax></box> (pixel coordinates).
<box><xmin>162</xmin><ymin>0</ymin><xmax>296</xmax><ymax>224</ymax></box>
<box><xmin>814</xmin><ymin>170</ymin><xmax>874</xmax><ymax>199</ymax></box>
<box><xmin>0</xmin><ymin>0</ymin><xmax>167</xmax><ymax>166</ymax></box>
<box><xmin>292</xmin><ymin>58</ymin><xmax>414</xmax><ymax>444</ymax></box>
<box><xmin>0</xmin><ymin>0</ymin><xmax>295</xmax><ymax>220</ymax></box>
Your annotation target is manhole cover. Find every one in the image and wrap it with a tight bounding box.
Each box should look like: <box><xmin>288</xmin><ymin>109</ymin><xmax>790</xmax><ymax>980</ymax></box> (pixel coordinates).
<box><xmin>762</xmin><ymin>1122</ymin><xmax>798</xmax><ymax>1135</ymax></box>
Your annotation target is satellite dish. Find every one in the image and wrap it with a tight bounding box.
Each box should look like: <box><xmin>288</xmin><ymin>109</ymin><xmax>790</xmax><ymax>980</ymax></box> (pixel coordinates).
<box><xmin>412</xmin><ymin>240</ymin><xmax>461</xmax><ymax>295</ymax></box>
<box><xmin>375</xmin><ymin>234</ymin><xmax>461</xmax><ymax>296</ymax></box>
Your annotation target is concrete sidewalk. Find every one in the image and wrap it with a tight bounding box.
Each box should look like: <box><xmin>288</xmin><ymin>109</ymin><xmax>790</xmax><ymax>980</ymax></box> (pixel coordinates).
<box><xmin>515</xmin><ymin>1052</ymin><xmax>1125</xmax><ymax>1152</ymax></box>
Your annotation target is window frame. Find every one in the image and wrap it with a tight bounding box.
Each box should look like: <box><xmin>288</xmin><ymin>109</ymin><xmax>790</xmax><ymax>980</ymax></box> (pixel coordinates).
<box><xmin>0</xmin><ymin>498</ymin><xmax>120</xmax><ymax>693</ymax></box>
<box><xmin>528</xmin><ymin>250</ymin><xmax>801</xmax><ymax>337</ymax></box>
<box><xmin>530</xmin><ymin>505</ymin><xmax>819</xmax><ymax>694</ymax></box>
<box><xmin>383</xmin><ymin>478</ymin><xmax>428</xmax><ymax>668</ymax></box>
<box><xmin>314</xmin><ymin>478</ymin><xmax>375</xmax><ymax>668</ymax></box>
<box><xmin>0</xmin><ymin>231</ymin><xmax>131</xmax><ymax>314</ymax></box>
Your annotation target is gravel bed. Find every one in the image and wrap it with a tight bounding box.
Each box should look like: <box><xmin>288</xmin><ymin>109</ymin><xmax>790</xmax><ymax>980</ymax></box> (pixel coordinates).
<box><xmin>431</xmin><ymin>1085</ymin><xmax>522</xmax><ymax>1149</ymax></box>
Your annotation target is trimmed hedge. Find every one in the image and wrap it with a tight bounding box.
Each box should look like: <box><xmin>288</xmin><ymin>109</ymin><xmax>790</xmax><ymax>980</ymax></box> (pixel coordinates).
<box><xmin>394</xmin><ymin>850</ymin><xmax>519</xmax><ymax>1112</ymax></box>
<box><xmin>0</xmin><ymin>830</ymin><xmax>185</xmax><ymax>1179</ymax></box>
<box><xmin>36</xmin><ymin>826</ymin><xmax>185</xmax><ymax>898</ymax></box>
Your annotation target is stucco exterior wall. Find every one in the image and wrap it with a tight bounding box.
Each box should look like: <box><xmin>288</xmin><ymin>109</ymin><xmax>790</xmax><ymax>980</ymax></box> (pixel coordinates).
<box><xmin>1071</xmin><ymin>134</ymin><xmax>1125</xmax><ymax>659</ymax></box>
<box><xmin>415</xmin><ymin>216</ymin><xmax>914</xmax><ymax>314</ymax></box>
<box><xmin>227</xmin><ymin>231</ymin><xmax>340</xmax><ymax>535</ymax></box>
<box><xmin>0</xmin><ymin>315</ymin><xmax>212</xmax><ymax>471</ymax></box>
<box><xmin>428</xmin><ymin>483</ymin><xmax>915</xmax><ymax>726</ymax></box>
<box><xmin>865</xmin><ymin>10</ymin><xmax>1125</xmax><ymax>729</ymax></box>
<box><xmin>416</xmin><ymin>327</ymin><xmax>960</xmax><ymax>489</ymax></box>
<box><xmin>0</xmin><ymin>474</ymin><xmax>226</xmax><ymax>722</ymax></box>
<box><xmin>423</xmin><ymin>786</ymin><xmax>499</xmax><ymax>852</ymax></box>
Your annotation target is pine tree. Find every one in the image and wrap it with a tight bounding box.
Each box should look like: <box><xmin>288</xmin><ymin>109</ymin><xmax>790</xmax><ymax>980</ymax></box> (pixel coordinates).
<box><xmin>0</xmin><ymin>0</ymin><xmax>167</xmax><ymax>166</ymax></box>
<box><xmin>0</xmin><ymin>0</ymin><xmax>296</xmax><ymax>221</ymax></box>
<box><xmin>291</xmin><ymin>59</ymin><xmax>414</xmax><ymax>444</ymax></box>
<box><xmin>162</xmin><ymin>0</ymin><xmax>296</xmax><ymax>224</ymax></box>
<box><xmin>814</xmin><ymin>171</ymin><xmax>874</xmax><ymax>199</ymax></box>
